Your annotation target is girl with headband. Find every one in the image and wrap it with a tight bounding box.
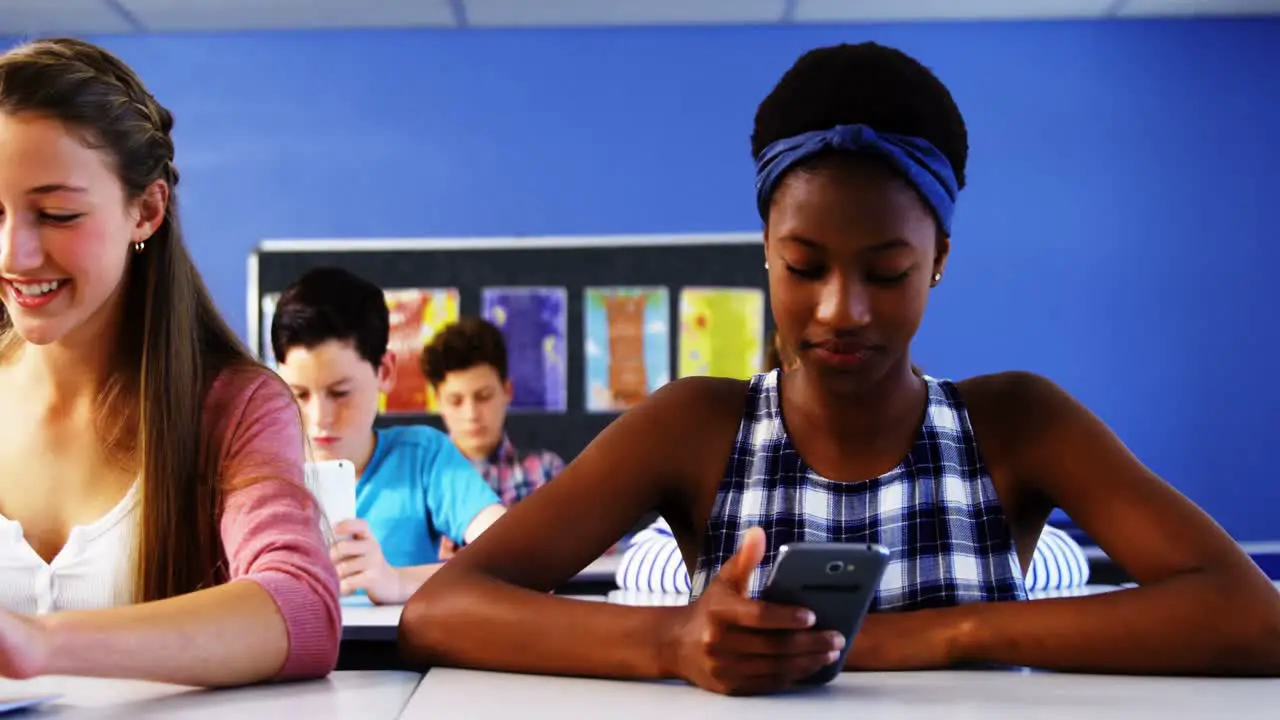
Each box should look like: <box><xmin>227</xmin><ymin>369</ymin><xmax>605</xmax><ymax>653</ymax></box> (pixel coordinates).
<box><xmin>399</xmin><ymin>42</ymin><xmax>1280</xmax><ymax>694</ymax></box>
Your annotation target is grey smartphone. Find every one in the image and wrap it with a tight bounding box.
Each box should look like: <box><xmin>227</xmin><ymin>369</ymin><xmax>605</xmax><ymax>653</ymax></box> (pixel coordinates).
<box><xmin>759</xmin><ymin>542</ymin><xmax>891</xmax><ymax>686</ymax></box>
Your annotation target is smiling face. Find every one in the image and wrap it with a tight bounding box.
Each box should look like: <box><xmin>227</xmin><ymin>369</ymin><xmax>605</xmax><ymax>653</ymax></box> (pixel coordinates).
<box><xmin>764</xmin><ymin>155</ymin><xmax>948</xmax><ymax>394</ymax></box>
<box><xmin>0</xmin><ymin>112</ymin><xmax>165</xmax><ymax>348</ymax></box>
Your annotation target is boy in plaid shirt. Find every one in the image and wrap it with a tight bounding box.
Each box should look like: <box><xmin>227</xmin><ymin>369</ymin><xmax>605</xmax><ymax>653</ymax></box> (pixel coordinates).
<box><xmin>422</xmin><ymin>318</ymin><xmax>563</xmax><ymax>557</ymax></box>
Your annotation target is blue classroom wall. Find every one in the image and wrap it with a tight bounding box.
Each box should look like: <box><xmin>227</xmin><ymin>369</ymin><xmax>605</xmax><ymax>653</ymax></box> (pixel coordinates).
<box><xmin>71</xmin><ymin>19</ymin><xmax>1277</xmax><ymax>541</ymax></box>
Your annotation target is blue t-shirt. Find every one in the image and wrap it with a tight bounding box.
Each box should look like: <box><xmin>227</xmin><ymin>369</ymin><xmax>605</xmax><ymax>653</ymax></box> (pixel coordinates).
<box><xmin>358</xmin><ymin>425</ymin><xmax>500</xmax><ymax>567</ymax></box>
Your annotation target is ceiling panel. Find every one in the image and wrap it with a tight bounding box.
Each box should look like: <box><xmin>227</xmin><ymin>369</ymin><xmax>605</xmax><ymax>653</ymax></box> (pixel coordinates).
<box><xmin>1116</xmin><ymin>0</ymin><xmax>1280</xmax><ymax>17</ymax></box>
<box><xmin>0</xmin><ymin>0</ymin><xmax>136</xmax><ymax>35</ymax></box>
<box><xmin>464</xmin><ymin>0</ymin><xmax>787</xmax><ymax>27</ymax></box>
<box><xmin>118</xmin><ymin>0</ymin><xmax>456</xmax><ymax>32</ymax></box>
<box><xmin>795</xmin><ymin>0</ymin><xmax>1118</xmax><ymax>22</ymax></box>
<box><xmin>3</xmin><ymin>0</ymin><xmax>1278</xmax><ymax>36</ymax></box>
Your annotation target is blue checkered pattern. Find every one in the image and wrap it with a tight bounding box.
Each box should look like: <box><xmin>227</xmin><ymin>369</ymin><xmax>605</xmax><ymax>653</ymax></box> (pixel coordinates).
<box><xmin>690</xmin><ymin>370</ymin><xmax>1027</xmax><ymax>610</ymax></box>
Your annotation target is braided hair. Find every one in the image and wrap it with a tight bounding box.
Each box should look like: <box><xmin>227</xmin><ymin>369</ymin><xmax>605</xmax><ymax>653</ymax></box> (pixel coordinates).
<box><xmin>0</xmin><ymin>38</ymin><xmax>294</xmax><ymax>602</ymax></box>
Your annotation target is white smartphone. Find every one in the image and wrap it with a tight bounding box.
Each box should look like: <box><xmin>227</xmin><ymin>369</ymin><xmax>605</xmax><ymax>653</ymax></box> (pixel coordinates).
<box><xmin>303</xmin><ymin>459</ymin><xmax>357</xmax><ymax>540</ymax></box>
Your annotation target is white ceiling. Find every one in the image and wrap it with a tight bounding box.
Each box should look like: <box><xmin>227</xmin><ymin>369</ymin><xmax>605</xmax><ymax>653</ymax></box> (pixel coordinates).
<box><xmin>1</xmin><ymin>0</ymin><xmax>1278</xmax><ymax>35</ymax></box>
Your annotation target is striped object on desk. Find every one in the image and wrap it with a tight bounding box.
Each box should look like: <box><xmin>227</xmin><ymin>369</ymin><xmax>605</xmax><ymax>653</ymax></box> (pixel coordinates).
<box><xmin>1024</xmin><ymin>525</ymin><xmax>1092</xmax><ymax>591</ymax></box>
<box><xmin>615</xmin><ymin>520</ymin><xmax>692</xmax><ymax>594</ymax></box>
<box><xmin>616</xmin><ymin>519</ymin><xmax>1090</xmax><ymax>594</ymax></box>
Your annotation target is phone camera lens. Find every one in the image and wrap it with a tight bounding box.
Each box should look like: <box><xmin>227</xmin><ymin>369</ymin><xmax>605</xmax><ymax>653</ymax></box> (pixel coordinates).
<box><xmin>825</xmin><ymin>561</ymin><xmax>843</xmax><ymax>575</ymax></box>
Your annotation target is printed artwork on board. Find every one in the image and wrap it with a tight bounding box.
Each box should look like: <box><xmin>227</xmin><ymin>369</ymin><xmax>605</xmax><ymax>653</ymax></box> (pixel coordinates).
<box><xmin>481</xmin><ymin>286</ymin><xmax>568</xmax><ymax>413</ymax></box>
<box><xmin>260</xmin><ymin>292</ymin><xmax>280</xmax><ymax>370</ymax></box>
<box><xmin>678</xmin><ymin>286</ymin><xmax>765</xmax><ymax>381</ymax></box>
<box><xmin>383</xmin><ymin>287</ymin><xmax>461</xmax><ymax>414</ymax></box>
<box><xmin>583</xmin><ymin>286</ymin><xmax>671</xmax><ymax>413</ymax></box>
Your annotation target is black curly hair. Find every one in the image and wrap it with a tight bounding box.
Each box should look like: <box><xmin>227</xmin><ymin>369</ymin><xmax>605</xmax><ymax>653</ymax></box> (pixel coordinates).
<box><xmin>420</xmin><ymin>316</ymin><xmax>509</xmax><ymax>388</ymax></box>
<box><xmin>751</xmin><ymin>42</ymin><xmax>968</xmax><ymax>193</ymax></box>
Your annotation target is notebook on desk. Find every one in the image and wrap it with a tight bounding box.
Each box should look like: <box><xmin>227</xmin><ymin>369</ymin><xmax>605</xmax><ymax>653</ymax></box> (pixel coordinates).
<box><xmin>0</xmin><ymin>694</ymin><xmax>60</xmax><ymax>714</ymax></box>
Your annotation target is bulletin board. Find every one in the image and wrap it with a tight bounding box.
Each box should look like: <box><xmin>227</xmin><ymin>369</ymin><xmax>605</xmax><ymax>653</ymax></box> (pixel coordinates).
<box><xmin>247</xmin><ymin>232</ymin><xmax>773</xmax><ymax>464</ymax></box>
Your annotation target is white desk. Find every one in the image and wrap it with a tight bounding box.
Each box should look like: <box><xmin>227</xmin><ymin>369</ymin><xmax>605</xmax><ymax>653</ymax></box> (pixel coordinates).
<box><xmin>575</xmin><ymin>553</ymin><xmax>622</xmax><ymax>582</ymax></box>
<box><xmin>1025</xmin><ymin>584</ymin><xmax>1122</xmax><ymax>599</ymax></box>
<box><xmin>342</xmin><ymin>583</ymin><xmax>1280</xmax><ymax>642</ymax></box>
<box><xmin>0</xmin><ymin>670</ymin><xmax>420</xmax><ymax>719</ymax></box>
<box><xmin>341</xmin><ymin>596</ymin><xmax>406</xmax><ymax>641</ymax></box>
<box><xmin>405</xmin><ymin>666</ymin><xmax>1280</xmax><ymax>719</ymax></box>
<box><xmin>342</xmin><ymin>594</ymin><xmax>606</xmax><ymax>642</ymax></box>
<box><xmin>336</xmin><ymin>548</ymin><xmax>619</xmax><ymax>643</ymax></box>
<box><xmin>606</xmin><ymin>584</ymin><xmax>1128</xmax><ymax>606</ymax></box>
<box><xmin>607</xmin><ymin>589</ymin><xmax>691</xmax><ymax>606</ymax></box>
<box><xmin>346</xmin><ymin>587</ymin><xmax>1133</xmax><ymax>648</ymax></box>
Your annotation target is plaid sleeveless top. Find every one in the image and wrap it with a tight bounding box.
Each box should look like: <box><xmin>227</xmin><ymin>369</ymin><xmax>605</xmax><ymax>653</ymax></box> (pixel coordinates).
<box><xmin>690</xmin><ymin>370</ymin><xmax>1027</xmax><ymax>610</ymax></box>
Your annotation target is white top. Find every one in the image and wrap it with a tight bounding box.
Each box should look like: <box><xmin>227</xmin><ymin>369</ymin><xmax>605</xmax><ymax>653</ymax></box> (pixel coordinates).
<box><xmin>0</xmin><ymin>481</ymin><xmax>139</xmax><ymax>614</ymax></box>
<box><xmin>406</xmin><ymin>666</ymin><xmax>1280</xmax><ymax>719</ymax></box>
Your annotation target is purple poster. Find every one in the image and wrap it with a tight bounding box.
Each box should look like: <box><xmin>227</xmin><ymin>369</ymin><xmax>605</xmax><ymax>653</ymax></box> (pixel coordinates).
<box><xmin>480</xmin><ymin>286</ymin><xmax>568</xmax><ymax>413</ymax></box>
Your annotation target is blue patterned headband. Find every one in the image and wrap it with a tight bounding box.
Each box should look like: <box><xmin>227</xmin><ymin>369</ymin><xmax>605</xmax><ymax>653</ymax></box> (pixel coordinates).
<box><xmin>753</xmin><ymin>123</ymin><xmax>959</xmax><ymax>235</ymax></box>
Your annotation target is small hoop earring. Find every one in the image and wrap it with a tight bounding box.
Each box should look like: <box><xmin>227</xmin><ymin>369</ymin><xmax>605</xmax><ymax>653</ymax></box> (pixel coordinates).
<box><xmin>133</xmin><ymin>241</ymin><xmax>146</xmax><ymax>254</ymax></box>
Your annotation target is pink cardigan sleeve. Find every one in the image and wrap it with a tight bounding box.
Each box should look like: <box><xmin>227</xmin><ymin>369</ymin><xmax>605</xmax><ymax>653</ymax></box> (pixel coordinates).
<box><xmin>208</xmin><ymin>369</ymin><xmax>342</xmax><ymax>681</ymax></box>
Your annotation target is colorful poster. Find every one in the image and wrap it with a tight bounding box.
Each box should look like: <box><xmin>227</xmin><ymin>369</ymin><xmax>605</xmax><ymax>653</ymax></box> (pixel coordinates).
<box><xmin>260</xmin><ymin>293</ymin><xmax>280</xmax><ymax>370</ymax></box>
<box><xmin>481</xmin><ymin>286</ymin><xmax>568</xmax><ymax>413</ymax></box>
<box><xmin>678</xmin><ymin>287</ymin><xmax>765</xmax><ymax>380</ymax></box>
<box><xmin>583</xmin><ymin>287</ymin><xmax>671</xmax><ymax>413</ymax></box>
<box><xmin>383</xmin><ymin>288</ymin><xmax>460</xmax><ymax>414</ymax></box>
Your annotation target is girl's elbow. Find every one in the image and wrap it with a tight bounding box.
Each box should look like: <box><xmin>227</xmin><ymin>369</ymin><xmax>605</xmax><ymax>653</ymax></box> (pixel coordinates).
<box><xmin>1245</xmin><ymin>601</ymin><xmax>1280</xmax><ymax>675</ymax></box>
<box><xmin>397</xmin><ymin>562</ymin><xmax>506</xmax><ymax>669</ymax></box>
<box><xmin>270</xmin><ymin>635</ymin><xmax>341</xmax><ymax>683</ymax></box>
<box><xmin>398</xmin><ymin>593</ymin><xmax>452</xmax><ymax>669</ymax></box>
<box><xmin>1219</xmin><ymin>581</ymin><xmax>1280</xmax><ymax>676</ymax></box>
<box><xmin>273</xmin><ymin>600</ymin><xmax>342</xmax><ymax>682</ymax></box>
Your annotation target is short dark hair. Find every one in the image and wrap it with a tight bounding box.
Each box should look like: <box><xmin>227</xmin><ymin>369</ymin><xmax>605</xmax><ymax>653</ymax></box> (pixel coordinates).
<box><xmin>270</xmin><ymin>267</ymin><xmax>388</xmax><ymax>368</ymax></box>
<box><xmin>421</xmin><ymin>317</ymin><xmax>508</xmax><ymax>387</ymax></box>
<box><xmin>751</xmin><ymin>42</ymin><xmax>968</xmax><ymax>192</ymax></box>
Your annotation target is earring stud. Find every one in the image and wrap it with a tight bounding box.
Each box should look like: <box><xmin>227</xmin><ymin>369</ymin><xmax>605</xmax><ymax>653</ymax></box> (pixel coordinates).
<box><xmin>764</xmin><ymin>261</ymin><xmax>770</xmax><ymax>270</ymax></box>
<box><xmin>133</xmin><ymin>241</ymin><xmax>146</xmax><ymax>254</ymax></box>
<box><xmin>932</xmin><ymin>272</ymin><xmax>941</xmax><ymax>283</ymax></box>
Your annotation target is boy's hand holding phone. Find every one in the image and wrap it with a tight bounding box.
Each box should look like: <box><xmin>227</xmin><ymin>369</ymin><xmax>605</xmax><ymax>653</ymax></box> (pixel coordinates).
<box><xmin>330</xmin><ymin>518</ymin><xmax>407</xmax><ymax>605</ymax></box>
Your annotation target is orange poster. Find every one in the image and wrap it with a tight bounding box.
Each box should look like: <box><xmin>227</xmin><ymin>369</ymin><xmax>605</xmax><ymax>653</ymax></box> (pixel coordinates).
<box><xmin>584</xmin><ymin>287</ymin><xmax>671</xmax><ymax>412</ymax></box>
<box><xmin>383</xmin><ymin>288</ymin><xmax>460</xmax><ymax>414</ymax></box>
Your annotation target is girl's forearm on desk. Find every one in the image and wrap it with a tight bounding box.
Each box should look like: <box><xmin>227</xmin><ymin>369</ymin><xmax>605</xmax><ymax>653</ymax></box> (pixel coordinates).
<box><xmin>953</xmin><ymin>569</ymin><xmax>1280</xmax><ymax>675</ymax></box>
<box><xmin>36</xmin><ymin>580</ymin><xmax>304</xmax><ymax>686</ymax></box>
<box><xmin>400</xmin><ymin>575</ymin><xmax>683</xmax><ymax>680</ymax></box>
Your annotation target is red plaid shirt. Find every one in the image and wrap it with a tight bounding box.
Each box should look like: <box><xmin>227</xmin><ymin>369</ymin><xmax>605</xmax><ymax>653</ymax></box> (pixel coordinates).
<box><xmin>471</xmin><ymin>434</ymin><xmax>563</xmax><ymax>506</ymax></box>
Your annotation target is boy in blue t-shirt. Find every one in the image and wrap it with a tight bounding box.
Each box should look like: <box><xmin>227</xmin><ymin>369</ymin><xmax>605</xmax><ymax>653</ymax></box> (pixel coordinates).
<box><xmin>271</xmin><ymin>267</ymin><xmax>505</xmax><ymax>605</ymax></box>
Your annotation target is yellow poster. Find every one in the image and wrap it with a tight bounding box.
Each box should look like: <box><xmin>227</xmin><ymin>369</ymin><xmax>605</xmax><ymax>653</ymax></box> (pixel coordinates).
<box><xmin>678</xmin><ymin>287</ymin><xmax>765</xmax><ymax>380</ymax></box>
<box><xmin>382</xmin><ymin>287</ymin><xmax>460</xmax><ymax>414</ymax></box>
